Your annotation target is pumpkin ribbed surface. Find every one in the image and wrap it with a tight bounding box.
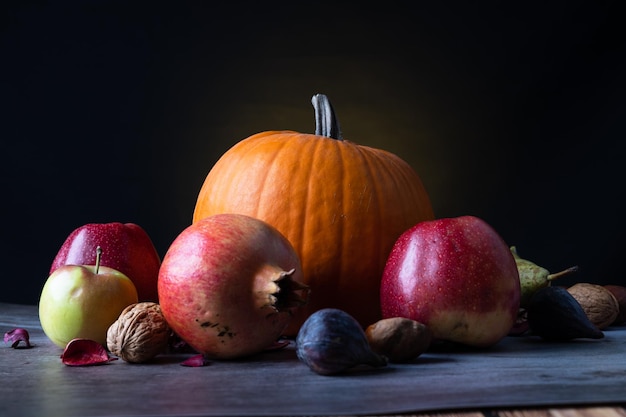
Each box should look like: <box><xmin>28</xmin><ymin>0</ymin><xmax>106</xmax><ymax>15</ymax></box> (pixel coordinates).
<box><xmin>193</xmin><ymin>131</ymin><xmax>433</xmax><ymax>334</ymax></box>
<box><xmin>193</xmin><ymin>95</ymin><xmax>433</xmax><ymax>335</ymax></box>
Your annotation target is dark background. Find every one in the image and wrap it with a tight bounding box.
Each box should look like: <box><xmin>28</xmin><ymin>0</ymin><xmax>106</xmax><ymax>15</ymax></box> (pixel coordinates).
<box><xmin>2</xmin><ymin>1</ymin><xmax>625</xmax><ymax>305</ymax></box>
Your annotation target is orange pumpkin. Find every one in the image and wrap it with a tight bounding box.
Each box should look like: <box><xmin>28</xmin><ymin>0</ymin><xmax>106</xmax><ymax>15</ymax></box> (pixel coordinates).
<box><xmin>193</xmin><ymin>94</ymin><xmax>434</xmax><ymax>335</ymax></box>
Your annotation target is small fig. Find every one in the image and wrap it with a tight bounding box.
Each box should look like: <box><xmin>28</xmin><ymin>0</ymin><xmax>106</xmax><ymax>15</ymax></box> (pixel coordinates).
<box><xmin>296</xmin><ymin>308</ymin><xmax>387</xmax><ymax>375</ymax></box>
<box><xmin>365</xmin><ymin>317</ymin><xmax>432</xmax><ymax>362</ymax></box>
<box><xmin>527</xmin><ymin>286</ymin><xmax>603</xmax><ymax>341</ymax></box>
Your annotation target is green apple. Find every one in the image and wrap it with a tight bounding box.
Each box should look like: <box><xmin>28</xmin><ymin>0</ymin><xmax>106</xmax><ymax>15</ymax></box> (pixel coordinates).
<box><xmin>39</xmin><ymin>247</ymin><xmax>138</xmax><ymax>347</ymax></box>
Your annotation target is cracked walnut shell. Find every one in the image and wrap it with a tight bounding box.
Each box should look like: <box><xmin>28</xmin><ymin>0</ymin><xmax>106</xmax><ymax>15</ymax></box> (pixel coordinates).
<box><xmin>567</xmin><ymin>283</ymin><xmax>620</xmax><ymax>330</ymax></box>
<box><xmin>107</xmin><ymin>302</ymin><xmax>171</xmax><ymax>363</ymax></box>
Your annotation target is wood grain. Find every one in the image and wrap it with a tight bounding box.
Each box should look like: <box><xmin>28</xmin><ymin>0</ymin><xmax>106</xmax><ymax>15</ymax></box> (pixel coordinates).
<box><xmin>365</xmin><ymin>407</ymin><xmax>626</xmax><ymax>417</ymax></box>
<box><xmin>497</xmin><ymin>407</ymin><xmax>626</xmax><ymax>417</ymax></box>
<box><xmin>2</xmin><ymin>302</ymin><xmax>625</xmax><ymax>417</ymax></box>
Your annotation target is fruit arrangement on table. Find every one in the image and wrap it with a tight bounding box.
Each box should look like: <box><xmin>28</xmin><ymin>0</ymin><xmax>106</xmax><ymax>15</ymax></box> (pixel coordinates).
<box><xmin>10</xmin><ymin>94</ymin><xmax>625</xmax><ymax>374</ymax></box>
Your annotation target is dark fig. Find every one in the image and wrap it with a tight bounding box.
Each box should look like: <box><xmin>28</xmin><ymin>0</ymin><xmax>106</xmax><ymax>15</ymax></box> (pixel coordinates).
<box><xmin>527</xmin><ymin>286</ymin><xmax>604</xmax><ymax>341</ymax></box>
<box><xmin>296</xmin><ymin>308</ymin><xmax>387</xmax><ymax>375</ymax></box>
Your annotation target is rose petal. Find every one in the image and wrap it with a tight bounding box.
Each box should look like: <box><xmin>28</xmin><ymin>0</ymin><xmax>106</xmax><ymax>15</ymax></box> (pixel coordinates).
<box><xmin>4</xmin><ymin>328</ymin><xmax>31</xmax><ymax>348</ymax></box>
<box><xmin>167</xmin><ymin>334</ymin><xmax>197</xmax><ymax>354</ymax></box>
<box><xmin>61</xmin><ymin>338</ymin><xmax>117</xmax><ymax>366</ymax></box>
<box><xmin>180</xmin><ymin>354</ymin><xmax>210</xmax><ymax>367</ymax></box>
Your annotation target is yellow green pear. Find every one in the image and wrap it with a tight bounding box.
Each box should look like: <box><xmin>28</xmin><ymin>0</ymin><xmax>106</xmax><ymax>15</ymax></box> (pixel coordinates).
<box><xmin>510</xmin><ymin>246</ymin><xmax>578</xmax><ymax>308</ymax></box>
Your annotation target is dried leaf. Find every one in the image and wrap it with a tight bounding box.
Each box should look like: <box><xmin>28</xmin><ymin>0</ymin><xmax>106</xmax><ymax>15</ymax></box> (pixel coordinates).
<box><xmin>180</xmin><ymin>354</ymin><xmax>210</xmax><ymax>367</ymax></box>
<box><xmin>61</xmin><ymin>338</ymin><xmax>117</xmax><ymax>366</ymax></box>
<box><xmin>4</xmin><ymin>328</ymin><xmax>32</xmax><ymax>348</ymax></box>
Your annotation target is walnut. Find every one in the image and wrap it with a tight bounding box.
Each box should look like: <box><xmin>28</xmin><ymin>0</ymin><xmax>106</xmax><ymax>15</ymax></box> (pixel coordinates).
<box><xmin>365</xmin><ymin>317</ymin><xmax>432</xmax><ymax>363</ymax></box>
<box><xmin>107</xmin><ymin>302</ymin><xmax>171</xmax><ymax>363</ymax></box>
<box><xmin>567</xmin><ymin>283</ymin><xmax>620</xmax><ymax>330</ymax></box>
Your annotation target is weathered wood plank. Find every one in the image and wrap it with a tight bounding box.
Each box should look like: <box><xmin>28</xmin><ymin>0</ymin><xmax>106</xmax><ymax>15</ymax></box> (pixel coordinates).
<box><xmin>498</xmin><ymin>407</ymin><xmax>626</xmax><ymax>417</ymax></box>
<box><xmin>2</xmin><ymin>303</ymin><xmax>625</xmax><ymax>417</ymax></box>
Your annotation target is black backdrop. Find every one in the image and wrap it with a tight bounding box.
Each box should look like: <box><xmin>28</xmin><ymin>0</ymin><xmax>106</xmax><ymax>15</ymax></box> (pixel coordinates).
<box><xmin>2</xmin><ymin>1</ymin><xmax>625</xmax><ymax>305</ymax></box>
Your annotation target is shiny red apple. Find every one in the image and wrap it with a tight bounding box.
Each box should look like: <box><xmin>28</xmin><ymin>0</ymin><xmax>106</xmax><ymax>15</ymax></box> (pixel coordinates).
<box><xmin>50</xmin><ymin>222</ymin><xmax>161</xmax><ymax>302</ymax></box>
<box><xmin>380</xmin><ymin>215</ymin><xmax>520</xmax><ymax>348</ymax></box>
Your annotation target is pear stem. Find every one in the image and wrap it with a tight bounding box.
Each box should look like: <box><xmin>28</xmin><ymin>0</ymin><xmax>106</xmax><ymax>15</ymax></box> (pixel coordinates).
<box><xmin>95</xmin><ymin>246</ymin><xmax>102</xmax><ymax>274</ymax></box>
<box><xmin>547</xmin><ymin>265</ymin><xmax>579</xmax><ymax>281</ymax></box>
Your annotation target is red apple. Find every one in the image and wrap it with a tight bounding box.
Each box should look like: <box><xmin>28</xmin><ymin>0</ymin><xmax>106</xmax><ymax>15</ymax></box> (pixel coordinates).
<box><xmin>380</xmin><ymin>216</ymin><xmax>520</xmax><ymax>348</ymax></box>
<box><xmin>158</xmin><ymin>213</ymin><xmax>309</xmax><ymax>360</ymax></box>
<box><xmin>50</xmin><ymin>222</ymin><xmax>161</xmax><ymax>302</ymax></box>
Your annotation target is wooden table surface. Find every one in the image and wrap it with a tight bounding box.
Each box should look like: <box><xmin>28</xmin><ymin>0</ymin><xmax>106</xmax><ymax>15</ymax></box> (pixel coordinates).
<box><xmin>2</xmin><ymin>302</ymin><xmax>625</xmax><ymax>417</ymax></box>
<box><xmin>409</xmin><ymin>407</ymin><xmax>626</xmax><ymax>417</ymax></box>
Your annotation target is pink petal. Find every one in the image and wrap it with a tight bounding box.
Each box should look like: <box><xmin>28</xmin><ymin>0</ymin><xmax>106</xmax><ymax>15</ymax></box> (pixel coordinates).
<box><xmin>180</xmin><ymin>354</ymin><xmax>210</xmax><ymax>367</ymax></box>
<box><xmin>61</xmin><ymin>338</ymin><xmax>117</xmax><ymax>366</ymax></box>
<box><xmin>3</xmin><ymin>328</ymin><xmax>31</xmax><ymax>348</ymax></box>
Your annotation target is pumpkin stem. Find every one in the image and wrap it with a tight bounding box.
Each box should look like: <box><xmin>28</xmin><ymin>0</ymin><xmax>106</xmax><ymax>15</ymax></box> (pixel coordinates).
<box><xmin>312</xmin><ymin>94</ymin><xmax>343</xmax><ymax>140</ymax></box>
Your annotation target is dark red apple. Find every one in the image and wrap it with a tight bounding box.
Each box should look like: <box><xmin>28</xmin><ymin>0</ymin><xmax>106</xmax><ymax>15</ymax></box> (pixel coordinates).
<box><xmin>380</xmin><ymin>215</ymin><xmax>520</xmax><ymax>348</ymax></box>
<box><xmin>50</xmin><ymin>223</ymin><xmax>161</xmax><ymax>302</ymax></box>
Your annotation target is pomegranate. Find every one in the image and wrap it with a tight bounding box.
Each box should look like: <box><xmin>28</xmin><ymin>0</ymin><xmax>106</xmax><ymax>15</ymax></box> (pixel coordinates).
<box><xmin>158</xmin><ymin>214</ymin><xmax>309</xmax><ymax>359</ymax></box>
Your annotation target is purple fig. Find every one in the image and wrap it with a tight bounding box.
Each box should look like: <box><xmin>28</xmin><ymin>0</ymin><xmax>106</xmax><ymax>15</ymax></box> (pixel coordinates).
<box><xmin>296</xmin><ymin>308</ymin><xmax>387</xmax><ymax>375</ymax></box>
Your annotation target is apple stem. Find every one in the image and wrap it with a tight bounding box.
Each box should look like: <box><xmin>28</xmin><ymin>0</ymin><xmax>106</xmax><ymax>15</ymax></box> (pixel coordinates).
<box><xmin>547</xmin><ymin>265</ymin><xmax>579</xmax><ymax>281</ymax></box>
<box><xmin>95</xmin><ymin>246</ymin><xmax>102</xmax><ymax>274</ymax></box>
